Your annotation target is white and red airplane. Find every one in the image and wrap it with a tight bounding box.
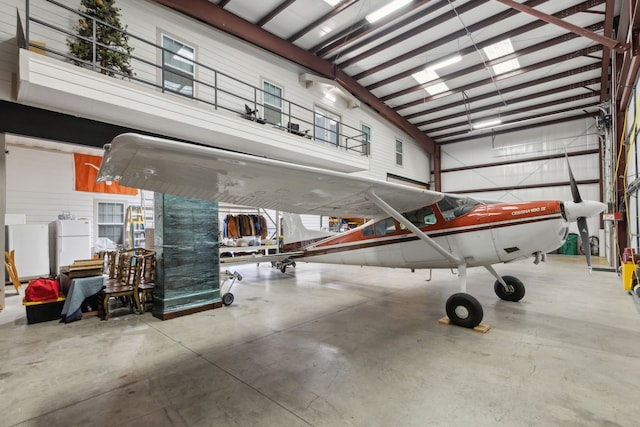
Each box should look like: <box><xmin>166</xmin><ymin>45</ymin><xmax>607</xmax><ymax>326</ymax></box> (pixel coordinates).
<box><xmin>97</xmin><ymin>133</ymin><xmax>606</xmax><ymax>329</ymax></box>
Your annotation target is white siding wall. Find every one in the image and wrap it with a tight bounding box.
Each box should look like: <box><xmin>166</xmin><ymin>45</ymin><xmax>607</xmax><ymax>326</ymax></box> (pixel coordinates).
<box><xmin>1</xmin><ymin>0</ymin><xmax>431</xmax><ymax>184</ymax></box>
<box><xmin>5</xmin><ymin>144</ymin><xmax>141</xmax><ymax>251</ymax></box>
<box><xmin>0</xmin><ymin>0</ymin><xmax>21</xmax><ymax>100</ymax></box>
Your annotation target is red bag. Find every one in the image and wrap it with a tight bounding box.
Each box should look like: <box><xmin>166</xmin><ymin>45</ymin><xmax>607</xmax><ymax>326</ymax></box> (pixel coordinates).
<box><xmin>25</xmin><ymin>278</ymin><xmax>60</xmax><ymax>302</ymax></box>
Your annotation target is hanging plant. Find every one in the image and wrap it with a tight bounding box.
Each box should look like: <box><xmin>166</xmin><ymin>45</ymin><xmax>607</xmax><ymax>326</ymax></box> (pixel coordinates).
<box><xmin>67</xmin><ymin>0</ymin><xmax>133</xmax><ymax>78</ymax></box>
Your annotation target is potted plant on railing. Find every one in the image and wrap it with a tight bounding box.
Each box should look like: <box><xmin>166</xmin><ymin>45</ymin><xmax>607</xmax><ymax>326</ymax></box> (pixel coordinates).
<box><xmin>67</xmin><ymin>0</ymin><xmax>133</xmax><ymax>78</ymax></box>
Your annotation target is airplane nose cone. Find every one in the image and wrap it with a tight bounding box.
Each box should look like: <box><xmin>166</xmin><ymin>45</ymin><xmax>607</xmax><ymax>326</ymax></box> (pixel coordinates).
<box><xmin>563</xmin><ymin>200</ymin><xmax>607</xmax><ymax>222</ymax></box>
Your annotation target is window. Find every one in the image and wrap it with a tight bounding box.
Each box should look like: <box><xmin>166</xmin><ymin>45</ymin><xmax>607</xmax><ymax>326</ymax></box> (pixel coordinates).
<box><xmin>437</xmin><ymin>196</ymin><xmax>481</xmax><ymax>221</ymax></box>
<box><xmin>162</xmin><ymin>35</ymin><xmax>195</xmax><ymax>97</ymax></box>
<box><xmin>395</xmin><ymin>139</ymin><xmax>403</xmax><ymax>166</ymax></box>
<box><xmin>401</xmin><ymin>206</ymin><xmax>437</xmax><ymax>229</ymax></box>
<box><xmin>361</xmin><ymin>124</ymin><xmax>371</xmax><ymax>155</ymax></box>
<box><xmin>263</xmin><ymin>81</ymin><xmax>283</xmax><ymax>125</ymax></box>
<box><xmin>375</xmin><ymin>218</ymin><xmax>397</xmax><ymax>236</ymax></box>
<box><xmin>97</xmin><ymin>202</ymin><xmax>125</xmax><ymax>245</ymax></box>
<box><xmin>315</xmin><ymin>107</ymin><xmax>340</xmax><ymax>146</ymax></box>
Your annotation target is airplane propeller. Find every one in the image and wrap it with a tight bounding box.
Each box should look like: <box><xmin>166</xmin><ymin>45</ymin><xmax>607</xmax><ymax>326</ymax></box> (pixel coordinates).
<box><xmin>562</xmin><ymin>155</ymin><xmax>606</xmax><ymax>272</ymax></box>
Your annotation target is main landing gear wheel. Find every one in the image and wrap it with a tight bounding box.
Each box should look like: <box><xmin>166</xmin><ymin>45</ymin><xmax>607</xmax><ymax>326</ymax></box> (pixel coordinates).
<box><xmin>445</xmin><ymin>293</ymin><xmax>483</xmax><ymax>328</ymax></box>
<box><xmin>494</xmin><ymin>275</ymin><xmax>525</xmax><ymax>302</ymax></box>
<box><xmin>222</xmin><ymin>292</ymin><xmax>235</xmax><ymax>306</ymax></box>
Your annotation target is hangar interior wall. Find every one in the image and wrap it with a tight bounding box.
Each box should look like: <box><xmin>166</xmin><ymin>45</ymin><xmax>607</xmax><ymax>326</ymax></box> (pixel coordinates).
<box><xmin>621</xmin><ymin>85</ymin><xmax>640</xmax><ymax>253</ymax></box>
<box><xmin>5</xmin><ymin>142</ymin><xmax>141</xmax><ymax>247</ymax></box>
<box><xmin>440</xmin><ymin>116</ymin><xmax>602</xmax><ymax>238</ymax></box>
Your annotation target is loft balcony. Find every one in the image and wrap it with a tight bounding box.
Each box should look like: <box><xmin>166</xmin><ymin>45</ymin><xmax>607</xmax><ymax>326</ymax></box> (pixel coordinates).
<box><xmin>14</xmin><ymin>0</ymin><xmax>370</xmax><ymax>173</ymax></box>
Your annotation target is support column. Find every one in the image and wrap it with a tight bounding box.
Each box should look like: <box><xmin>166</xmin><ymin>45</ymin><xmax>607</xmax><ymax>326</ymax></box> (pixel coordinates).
<box><xmin>0</xmin><ymin>134</ymin><xmax>6</xmax><ymax>310</ymax></box>
<box><xmin>152</xmin><ymin>193</ymin><xmax>220</xmax><ymax>320</ymax></box>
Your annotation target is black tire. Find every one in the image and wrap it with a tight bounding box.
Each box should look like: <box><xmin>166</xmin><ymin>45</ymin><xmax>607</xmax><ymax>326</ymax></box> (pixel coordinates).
<box><xmin>222</xmin><ymin>292</ymin><xmax>234</xmax><ymax>306</ymax></box>
<box><xmin>494</xmin><ymin>275</ymin><xmax>525</xmax><ymax>302</ymax></box>
<box><xmin>280</xmin><ymin>264</ymin><xmax>287</xmax><ymax>273</ymax></box>
<box><xmin>445</xmin><ymin>293</ymin><xmax>483</xmax><ymax>328</ymax></box>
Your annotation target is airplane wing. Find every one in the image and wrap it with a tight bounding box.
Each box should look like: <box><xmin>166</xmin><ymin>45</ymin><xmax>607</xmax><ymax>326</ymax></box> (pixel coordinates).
<box><xmin>97</xmin><ymin>133</ymin><xmax>444</xmax><ymax>217</ymax></box>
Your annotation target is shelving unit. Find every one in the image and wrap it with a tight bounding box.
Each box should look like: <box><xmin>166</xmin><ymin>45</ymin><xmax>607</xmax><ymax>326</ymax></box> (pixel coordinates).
<box><xmin>219</xmin><ymin>204</ymin><xmax>279</xmax><ymax>260</ymax></box>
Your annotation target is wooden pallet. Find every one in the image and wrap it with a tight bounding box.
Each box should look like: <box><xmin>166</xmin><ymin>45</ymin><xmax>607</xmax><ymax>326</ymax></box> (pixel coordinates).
<box><xmin>438</xmin><ymin>316</ymin><xmax>491</xmax><ymax>333</ymax></box>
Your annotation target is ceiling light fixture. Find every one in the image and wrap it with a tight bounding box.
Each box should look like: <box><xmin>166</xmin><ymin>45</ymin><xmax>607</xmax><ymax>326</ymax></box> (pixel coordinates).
<box><xmin>323</xmin><ymin>0</ymin><xmax>341</xmax><ymax>6</ymax></box>
<box><xmin>366</xmin><ymin>0</ymin><xmax>412</xmax><ymax>23</ymax></box>
<box><xmin>430</xmin><ymin>54</ymin><xmax>462</xmax><ymax>71</ymax></box>
<box><xmin>472</xmin><ymin>118</ymin><xmax>502</xmax><ymax>129</ymax></box>
<box><xmin>324</xmin><ymin>92</ymin><xmax>336</xmax><ymax>102</ymax></box>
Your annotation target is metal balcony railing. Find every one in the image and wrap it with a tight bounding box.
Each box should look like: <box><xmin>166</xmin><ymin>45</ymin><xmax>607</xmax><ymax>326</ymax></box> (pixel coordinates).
<box><xmin>19</xmin><ymin>0</ymin><xmax>371</xmax><ymax>156</ymax></box>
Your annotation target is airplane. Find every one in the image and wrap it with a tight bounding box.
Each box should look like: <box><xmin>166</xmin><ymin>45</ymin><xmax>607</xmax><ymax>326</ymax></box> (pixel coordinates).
<box><xmin>97</xmin><ymin>133</ymin><xmax>606</xmax><ymax>329</ymax></box>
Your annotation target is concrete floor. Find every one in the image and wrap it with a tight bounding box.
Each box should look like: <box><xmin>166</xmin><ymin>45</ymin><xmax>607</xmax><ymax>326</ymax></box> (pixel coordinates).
<box><xmin>1</xmin><ymin>255</ymin><xmax>639</xmax><ymax>426</ymax></box>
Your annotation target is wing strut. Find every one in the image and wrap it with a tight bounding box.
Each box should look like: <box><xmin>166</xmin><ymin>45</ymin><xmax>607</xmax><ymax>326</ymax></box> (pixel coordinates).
<box><xmin>364</xmin><ymin>189</ymin><xmax>462</xmax><ymax>265</ymax></box>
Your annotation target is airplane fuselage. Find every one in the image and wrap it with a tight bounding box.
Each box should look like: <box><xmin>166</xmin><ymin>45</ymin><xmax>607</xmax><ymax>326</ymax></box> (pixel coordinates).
<box><xmin>284</xmin><ymin>200</ymin><xmax>569</xmax><ymax>269</ymax></box>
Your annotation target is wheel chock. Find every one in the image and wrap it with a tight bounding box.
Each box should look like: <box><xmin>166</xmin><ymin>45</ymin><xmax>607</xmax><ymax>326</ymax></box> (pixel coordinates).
<box><xmin>438</xmin><ymin>316</ymin><xmax>491</xmax><ymax>333</ymax></box>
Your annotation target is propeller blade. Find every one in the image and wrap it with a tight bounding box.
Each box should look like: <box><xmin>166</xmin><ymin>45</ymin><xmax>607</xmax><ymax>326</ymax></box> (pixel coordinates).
<box><xmin>577</xmin><ymin>217</ymin><xmax>592</xmax><ymax>273</ymax></box>
<box><xmin>566</xmin><ymin>153</ymin><xmax>582</xmax><ymax>203</ymax></box>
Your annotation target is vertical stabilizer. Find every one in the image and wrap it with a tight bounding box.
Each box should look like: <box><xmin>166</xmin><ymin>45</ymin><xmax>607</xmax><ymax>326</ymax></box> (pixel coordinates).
<box><xmin>281</xmin><ymin>213</ymin><xmax>336</xmax><ymax>245</ymax></box>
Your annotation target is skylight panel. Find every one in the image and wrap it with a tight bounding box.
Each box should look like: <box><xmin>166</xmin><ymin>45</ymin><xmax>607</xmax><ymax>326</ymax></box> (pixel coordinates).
<box><xmin>482</xmin><ymin>39</ymin><xmax>520</xmax><ymax>76</ymax></box>
<box><xmin>411</xmin><ymin>68</ymin><xmax>449</xmax><ymax>95</ymax></box>
<box><xmin>483</xmin><ymin>39</ymin><xmax>514</xmax><ymax>60</ymax></box>
<box><xmin>411</xmin><ymin>68</ymin><xmax>438</xmax><ymax>84</ymax></box>
<box><xmin>424</xmin><ymin>82</ymin><xmax>449</xmax><ymax>96</ymax></box>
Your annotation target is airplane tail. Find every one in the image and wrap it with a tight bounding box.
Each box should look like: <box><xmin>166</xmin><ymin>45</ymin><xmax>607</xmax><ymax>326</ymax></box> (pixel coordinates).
<box><xmin>281</xmin><ymin>212</ymin><xmax>336</xmax><ymax>246</ymax></box>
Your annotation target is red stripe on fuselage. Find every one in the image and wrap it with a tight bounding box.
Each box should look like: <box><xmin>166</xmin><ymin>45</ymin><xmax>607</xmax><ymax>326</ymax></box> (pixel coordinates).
<box><xmin>284</xmin><ymin>201</ymin><xmax>563</xmax><ymax>257</ymax></box>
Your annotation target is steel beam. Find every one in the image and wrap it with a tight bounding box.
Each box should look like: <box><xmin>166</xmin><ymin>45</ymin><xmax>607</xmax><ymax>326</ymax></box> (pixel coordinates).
<box><xmin>414</xmin><ymin>78</ymin><xmax>601</xmax><ymax>128</ymax></box>
<box><xmin>351</xmin><ymin>0</ymin><xmax>547</xmax><ymax>81</ymax></box>
<box><xmin>367</xmin><ymin>1</ymin><xmax>604</xmax><ymax>92</ymax></box>
<box><xmin>435</xmin><ymin>104</ymin><xmax>599</xmax><ymax>141</ymax></box>
<box><xmin>288</xmin><ymin>0</ymin><xmax>359</xmax><ymax>43</ymax></box>
<box><xmin>425</xmin><ymin>93</ymin><xmax>599</xmax><ymax>134</ymax></box>
<box><xmin>393</xmin><ymin>45</ymin><xmax>603</xmax><ymax>112</ymax></box>
<box><xmin>381</xmin><ymin>23</ymin><xmax>603</xmax><ymax>102</ymax></box>
<box><xmin>312</xmin><ymin>0</ymin><xmax>434</xmax><ymax>57</ymax></box>
<box><xmin>495</xmin><ymin>0</ymin><xmax>628</xmax><ymax>52</ymax></box>
<box><xmin>257</xmin><ymin>0</ymin><xmax>297</xmax><ymax>27</ymax></box>
<box><xmin>405</xmin><ymin>63</ymin><xmax>601</xmax><ymax>122</ymax></box>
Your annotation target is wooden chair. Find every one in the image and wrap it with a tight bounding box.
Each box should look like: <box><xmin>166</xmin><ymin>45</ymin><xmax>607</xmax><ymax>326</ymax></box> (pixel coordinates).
<box><xmin>98</xmin><ymin>254</ymin><xmax>143</xmax><ymax>320</ymax></box>
<box><xmin>5</xmin><ymin>250</ymin><xmax>22</xmax><ymax>294</ymax></box>
<box><xmin>100</xmin><ymin>250</ymin><xmax>119</xmax><ymax>279</ymax></box>
<box><xmin>138</xmin><ymin>252</ymin><xmax>155</xmax><ymax>313</ymax></box>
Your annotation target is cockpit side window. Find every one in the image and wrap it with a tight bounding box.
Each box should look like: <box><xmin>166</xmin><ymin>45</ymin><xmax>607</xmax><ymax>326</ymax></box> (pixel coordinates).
<box><xmin>375</xmin><ymin>218</ymin><xmax>397</xmax><ymax>236</ymax></box>
<box><xmin>437</xmin><ymin>196</ymin><xmax>481</xmax><ymax>221</ymax></box>
<box><xmin>400</xmin><ymin>206</ymin><xmax>437</xmax><ymax>229</ymax></box>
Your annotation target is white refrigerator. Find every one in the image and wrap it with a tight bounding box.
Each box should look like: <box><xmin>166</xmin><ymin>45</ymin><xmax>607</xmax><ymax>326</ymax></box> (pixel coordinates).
<box><xmin>55</xmin><ymin>220</ymin><xmax>92</xmax><ymax>273</ymax></box>
<box><xmin>5</xmin><ymin>224</ymin><xmax>50</xmax><ymax>279</ymax></box>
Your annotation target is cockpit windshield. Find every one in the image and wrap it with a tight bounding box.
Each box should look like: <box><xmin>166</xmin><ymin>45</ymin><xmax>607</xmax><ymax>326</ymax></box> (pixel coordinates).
<box><xmin>437</xmin><ymin>195</ymin><xmax>482</xmax><ymax>220</ymax></box>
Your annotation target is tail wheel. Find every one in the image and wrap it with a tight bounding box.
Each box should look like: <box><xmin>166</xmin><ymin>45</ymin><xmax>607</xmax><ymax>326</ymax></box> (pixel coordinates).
<box><xmin>494</xmin><ymin>275</ymin><xmax>525</xmax><ymax>302</ymax></box>
<box><xmin>445</xmin><ymin>293</ymin><xmax>483</xmax><ymax>328</ymax></box>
